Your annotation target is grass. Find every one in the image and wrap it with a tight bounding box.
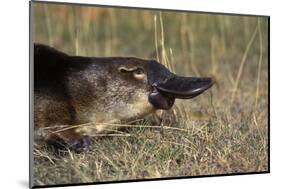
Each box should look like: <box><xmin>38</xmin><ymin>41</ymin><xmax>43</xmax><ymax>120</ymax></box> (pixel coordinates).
<box><xmin>32</xmin><ymin>2</ymin><xmax>269</xmax><ymax>186</ymax></box>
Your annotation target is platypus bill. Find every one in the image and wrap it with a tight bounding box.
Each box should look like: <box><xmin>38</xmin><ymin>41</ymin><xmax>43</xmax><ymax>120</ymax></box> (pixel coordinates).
<box><xmin>34</xmin><ymin>43</ymin><xmax>214</xmax><ymax>152</ymax></box>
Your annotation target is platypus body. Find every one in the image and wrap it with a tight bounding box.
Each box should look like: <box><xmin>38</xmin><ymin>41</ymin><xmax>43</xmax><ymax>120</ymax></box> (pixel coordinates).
<box><xmin>34</xmin><ymin>44</ymin><xmax>214</xmax><ymax>152</ymax></box>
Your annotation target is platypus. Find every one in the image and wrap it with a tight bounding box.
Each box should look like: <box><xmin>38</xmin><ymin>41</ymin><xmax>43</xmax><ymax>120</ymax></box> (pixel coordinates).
<box><xmin>34</xmin><ymin>43</ymin><xmax>214</xmax><ymax>152</ymax></box>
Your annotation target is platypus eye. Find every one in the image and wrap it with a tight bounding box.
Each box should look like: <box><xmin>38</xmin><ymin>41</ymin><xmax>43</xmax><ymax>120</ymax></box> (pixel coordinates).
<box><xmin>133</xmin><ymin>68</ymin><xmax>145</xmax><ymax>80</ymax></box>
<box><xmin>118</xmin><ymin>66</ymin><xmax>145</xmax><ymax>80</ymax></box>
<box><xmin>134</xmin><ymin>68</ymin><xmax>144</xmax><ymax>75</ymax></box>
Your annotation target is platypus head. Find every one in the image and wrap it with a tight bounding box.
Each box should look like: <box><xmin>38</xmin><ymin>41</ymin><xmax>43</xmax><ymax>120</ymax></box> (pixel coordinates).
<box><xmin>104</xmin><ymin>58</ymin><xmax>214</xmax><ymax>111</ymax></box>
<box><xmin>68</xmin><ymin>57</ymin><xmax>214</xmax><ymax>124</ymax></box>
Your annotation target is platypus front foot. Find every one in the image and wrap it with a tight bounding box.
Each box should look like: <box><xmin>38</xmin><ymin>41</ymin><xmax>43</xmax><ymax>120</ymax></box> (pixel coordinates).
<box><xmin>47</xmin><ymin>135</ymin><xmax>93</xmax><ymax>153</ymax></box>
<box><xmin>67</xmin><ymin>136</ymin><xmax>93</xmax><ymax>152</ymax></box>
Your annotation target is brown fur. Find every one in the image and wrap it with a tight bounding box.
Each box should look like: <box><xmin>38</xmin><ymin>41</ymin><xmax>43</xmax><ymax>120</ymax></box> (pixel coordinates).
<box><xmin>34</xmin><ymin>44</ymin><xmax>155</xmax><ymax>151</ymax></box>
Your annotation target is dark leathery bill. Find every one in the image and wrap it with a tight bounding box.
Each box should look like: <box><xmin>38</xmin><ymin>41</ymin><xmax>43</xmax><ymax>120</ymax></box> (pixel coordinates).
<box><xmin>147</xmin><ymin>60</ymin><xmax>214</xmax><ymax>109</ymax></box>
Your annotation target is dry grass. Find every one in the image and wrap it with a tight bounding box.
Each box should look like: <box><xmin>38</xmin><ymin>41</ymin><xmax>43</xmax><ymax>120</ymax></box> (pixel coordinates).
<box><xmin>32</xmin><ymin>2</ymin><xmax>269</xmax><ymax>186</ymax></box>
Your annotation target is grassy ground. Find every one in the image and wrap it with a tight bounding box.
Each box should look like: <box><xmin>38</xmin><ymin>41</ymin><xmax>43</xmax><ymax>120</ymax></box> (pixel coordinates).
<box><xmin>32</xmin><ymin>2</ymin><xmax>269</xmax><ymax>186</ymax></box>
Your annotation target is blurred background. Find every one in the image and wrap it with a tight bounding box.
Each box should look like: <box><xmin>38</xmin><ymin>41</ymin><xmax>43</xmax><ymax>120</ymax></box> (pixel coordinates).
<box><xmin>32</xmin><ymin>2</ymin><xmax>268</xmax><ymax>186</ymax></box>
